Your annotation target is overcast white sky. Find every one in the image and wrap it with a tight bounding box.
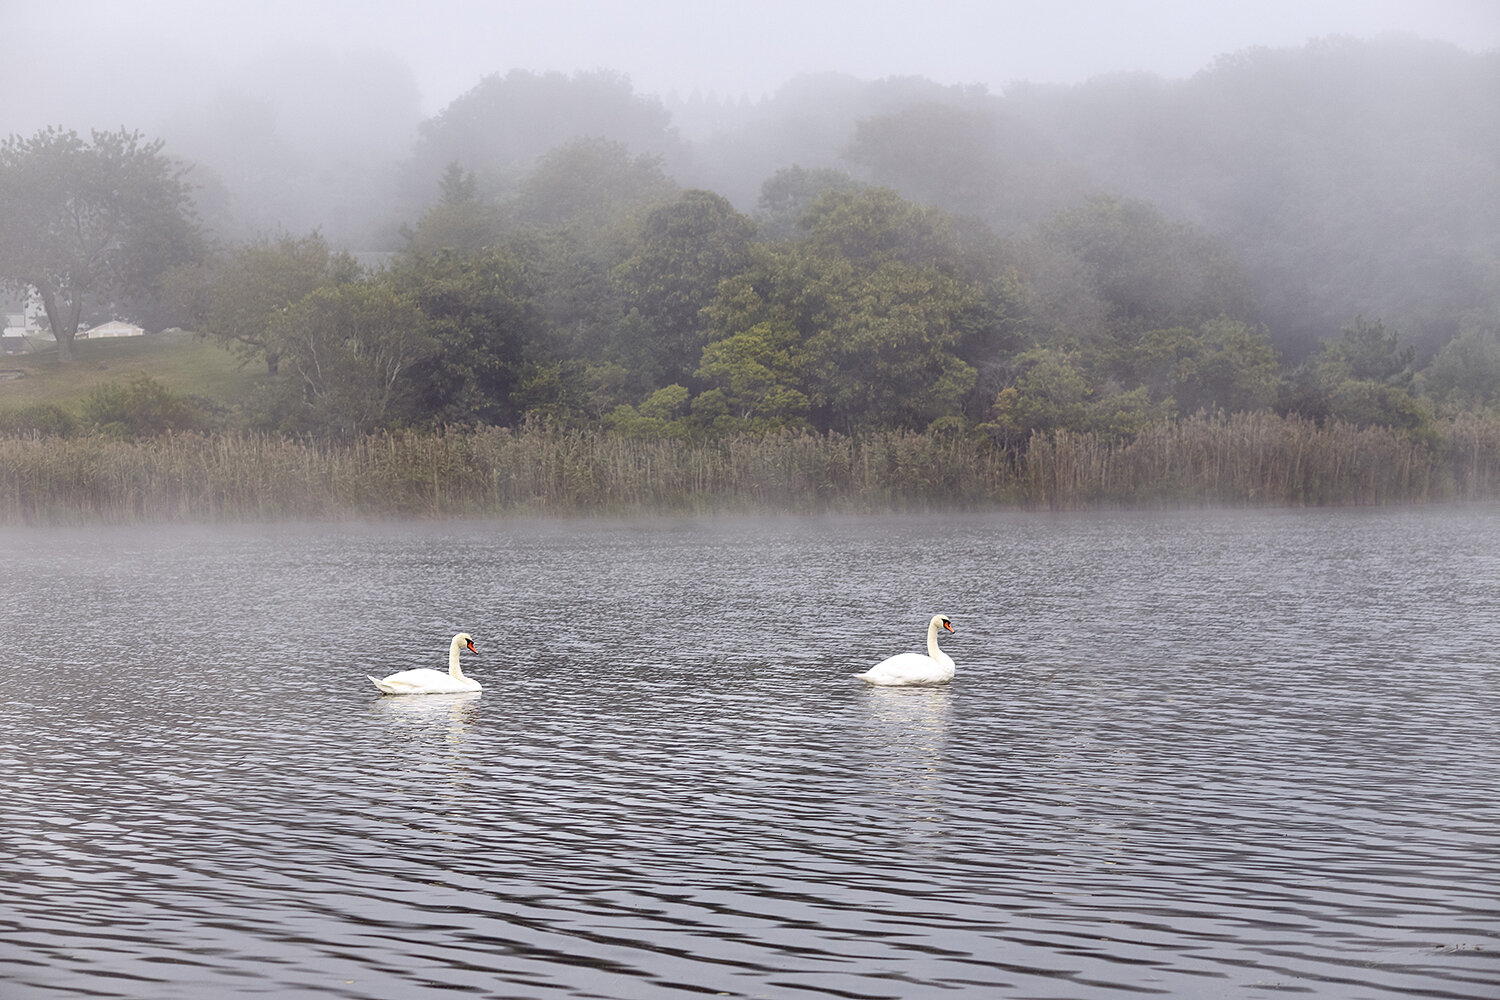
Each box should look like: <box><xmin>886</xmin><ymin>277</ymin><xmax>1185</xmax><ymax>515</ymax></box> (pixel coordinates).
<box><xmin>3</xmin><ymin>0</ymin><xmax>1497</xmax><ymax>135</ymax></box>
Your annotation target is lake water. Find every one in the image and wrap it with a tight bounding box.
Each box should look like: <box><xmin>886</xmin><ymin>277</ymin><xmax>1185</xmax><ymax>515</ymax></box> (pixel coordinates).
<box><xmin>2</xmin><ymin>508</ymin><xmax>1497</xmax><ymax>999</ymax></box>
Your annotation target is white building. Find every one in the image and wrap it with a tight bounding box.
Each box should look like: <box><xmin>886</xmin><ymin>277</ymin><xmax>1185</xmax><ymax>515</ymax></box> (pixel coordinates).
<box><xmin>2</xmin><ymin>289</ymin><xmax>49</xmax><ymax>353</ymax></box>
<box><xmin>3</xmin><ymin>310</ymin><xmax>38</xmax><ymax>355</ymax></box>
<box><xmin>1</xmin><ymin>324</ymin><xmax>28</xmax><ymax>355</ymax></box>
<box><xmin>83</xmin><ymin>320</ymin><xmax>146</xmax><ymax>339</ymax></box>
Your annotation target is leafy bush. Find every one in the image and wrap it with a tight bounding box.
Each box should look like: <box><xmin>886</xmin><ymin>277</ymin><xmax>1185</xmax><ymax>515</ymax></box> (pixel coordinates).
<box><xmin>0</xmin><ymin>402</ymin><xmax>79</xmax><ymax>437</ymax></box>
<box><xmin>81</xmin><ymin>374</ymin><xmax>211</xmax><ymax>438</ymax></box>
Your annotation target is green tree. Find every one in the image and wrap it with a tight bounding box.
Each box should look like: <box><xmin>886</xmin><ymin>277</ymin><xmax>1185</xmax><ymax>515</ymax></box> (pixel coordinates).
<box><xmin>502</xmin><ymin>224</ymin><xmax>622</xmax><ymax>355</ymax></box>
<box><xmin>1037</xmin><ymin>195</ymin><xmax>1255</xmax><ymax>338</ymax></box>
<box><xmin>797</xmin><ymin>190</ymin><xmax>990</xmax><ymax>431</ymax></box>
<box><xmin>1281</xmin><ymin>316</ymin><xmax>1428</xmax><ymax>431</ymax></box>
<box><xmin>506</xmin><ymin>137</ymin><xmax>677</xmax><ymax>232</ymax></box>
<box><xmin>1420</xmin><ymin>323</ymin><xmax>1500</xmax><ymax>410</ymax></box>
<box><xmin>983</xmin><ymin>348</ymin><xmax>1092</xmax><ymax>445</ymax></box>
<box><xmin>498</xmin><ymin>139</ymin><xmax>679</xmax><ymax>389</ymax></box>
<box><xmin>603</xmin><ymin>383</ymin><xmax>694</xmax><ymax>437</ymax></box>
<box><xmin>1323</xmin><ymin>379</ymin><xmax>1431</xmax><ymax>433</ymax></box>
<box><xmin>613</xmin><ymin>190</ymin><xmax>756</xmax><ymax>387</ymax></box>
<box><xmin>389</xmin><ymin>246</ymin><xmax>542</xmax><ymax>425</ymax></box>
<box><xmin>1183</xmin><ymin>317</ymin><xmax>1280</xmax><ymax>413</ymax></box>
<box><xmin>168</xmin><ymin>231</ymin><xmax>358</xmax><ymax>374</ymax></box>
<box><xmin>698</xmin><ymin>190</ymin><xmax>997</xmax><ymax>433</ymax></box>
<box><xmin>401</xmin><ymin>162</ymin><xmax>503</xmax><ymax>257</ymax></box>
<box><xmin>754</xmin><ymin>166</ymin><xmax>863</xmax><ymax>241</ymax></box>
<box><xmin>406</xmin><ymin>69</ymin><xmax>682</xmax><ymax>205</ymax></box>
<box><xmin>1126</xmin><ymin>317</ymin><xmax>1280</xmax><ymax>415</ymax></box>
<box><xmin>804</xmin><ymin>259</ymin><xmax>979</xmax><ymax>431</ymax></box>
<box><xmin>798</xmin><ymin>187</ymin><xmax>956</xmax><ymax>267</ymax></box>
<box><xmin>0</xmin><ymin>127</ymin><xmax>201</xmax><ymax>362</ymax></box>
<box><xmin>269</xmin><ymin>280</ymin><xmax>436</xmax><ymax>435</ymax></box>
<box><xmin>1322</xmin><ymin>315</ymin><xmax>1416</xmax><ymax>387</ymax></box>
<box><xmin>695</xmin><ymin>319</ymin><xmax>813</xmax><ymax>430</ymax></box>
<box><xmin>981</xmin><ymin>347</ymin><xmax>1166</xmax><ymax>447</ymax></box>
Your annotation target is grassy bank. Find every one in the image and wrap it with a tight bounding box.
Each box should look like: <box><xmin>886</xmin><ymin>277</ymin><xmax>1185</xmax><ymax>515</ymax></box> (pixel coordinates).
<box><xmin>1</xmin><ymin>411</ymin><xmax>1497</xmax><ymax>524</ymax></box>
<box><xmin>0</xmin><ymin>330</ymin><xmax>262</xmax><ymax>410</ymax></box>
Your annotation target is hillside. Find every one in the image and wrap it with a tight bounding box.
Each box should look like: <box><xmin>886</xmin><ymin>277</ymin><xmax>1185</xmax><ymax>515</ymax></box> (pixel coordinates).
<box><xmin>0</xmin><ymin>330</ymin><xmax>262</xmax><ymax>412</ymax></box>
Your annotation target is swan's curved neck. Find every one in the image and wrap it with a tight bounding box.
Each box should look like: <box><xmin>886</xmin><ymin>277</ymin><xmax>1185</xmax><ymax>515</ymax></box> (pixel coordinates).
<box><xmin>448</xmin><ymin>637</ymin><xmax>467</xmax><ymax>680</ymax></box>
<box><xmin>927</xmin><ymin>620</ymin><xmax>943</xmax><ymax>659</ymax></box>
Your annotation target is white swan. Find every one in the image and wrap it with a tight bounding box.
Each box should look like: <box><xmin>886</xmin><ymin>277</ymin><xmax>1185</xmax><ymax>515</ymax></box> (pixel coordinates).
<box><xmin>369</xmin><ymin>633</ymin><xmax>481</xmax><ymax>695</ymax></box>
<box><xmin>854</xmin><ymin>615</ymin><xmax>955</xmax><ymax>686</ymax></box>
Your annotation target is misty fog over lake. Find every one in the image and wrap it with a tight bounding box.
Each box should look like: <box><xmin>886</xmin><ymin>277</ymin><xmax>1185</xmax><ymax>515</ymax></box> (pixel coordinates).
<box><xmin>5</xmin><ymin>2</ymin><xmax>1497</xmax><ymax>360</ymax></box>
<box><xmin>2</xmin><ymin>508</ymin><xmax>1497</xmax><ymax>997</ymax></box>
<box><xmin>3</xmin><ymin>5</ymin><xmax>1499</xmax><ymax>998</ymax></box>
<box><xmin>3</xmin><ymin>4</ymin><xmax>1498</xmax><ymax>467</ymax></box>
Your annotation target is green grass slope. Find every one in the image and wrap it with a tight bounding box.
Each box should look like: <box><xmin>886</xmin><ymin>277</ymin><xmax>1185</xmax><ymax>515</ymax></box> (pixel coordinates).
<box><xmin>0</xmin><ymin>330</ymin><xmax>264</xmax><ymax>412</ymax></box>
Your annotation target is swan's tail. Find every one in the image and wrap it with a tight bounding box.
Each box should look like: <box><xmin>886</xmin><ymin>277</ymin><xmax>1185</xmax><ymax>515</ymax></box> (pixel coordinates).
<box><xmin>368</xmin><ymin>675</ymin><xmax>395</xmax><ymax>694</ymax></box>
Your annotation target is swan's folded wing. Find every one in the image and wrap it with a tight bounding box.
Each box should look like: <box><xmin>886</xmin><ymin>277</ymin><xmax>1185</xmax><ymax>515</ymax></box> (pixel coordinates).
<box><xmin>854</xmin><ymin>652</ymin><xmax>944</xmax><ymax>685</ymax></box>
<box><xmin>370</xmin><ymin>667</ymin><xmax>480</xmax><ymax>695</ymax></box>
<box><xmin>370</xmin><ymin>668</ymin><xmax>435</xmax><ymax>694</ymax></box>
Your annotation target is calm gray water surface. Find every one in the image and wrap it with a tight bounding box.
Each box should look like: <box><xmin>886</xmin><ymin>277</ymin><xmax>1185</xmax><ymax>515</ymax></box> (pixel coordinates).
<box><xmin>2</xmin><ymin>508</ymin><xmax>1498</xmax><ymax>999</ymax></box>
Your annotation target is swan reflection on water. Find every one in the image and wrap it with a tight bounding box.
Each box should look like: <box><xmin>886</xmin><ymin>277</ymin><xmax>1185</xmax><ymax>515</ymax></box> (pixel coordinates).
<box><xmin>860</xmin><ymin>682</ymin><xmax>953</xmax><ymax>734</ymax></box>
<box><xmin>373</xmin><ymin>689</ymin><xmax>482</xmax><ymax>722</ymax></box>
<box><xmin>858</xmin><ymin>685</ymin><xmax>953</xmax><ymax>846</ymax></box>
<box><xmin>372</xmin><ymin>690</ymin><xmax>482</xmax><ymax>750</ymax></box>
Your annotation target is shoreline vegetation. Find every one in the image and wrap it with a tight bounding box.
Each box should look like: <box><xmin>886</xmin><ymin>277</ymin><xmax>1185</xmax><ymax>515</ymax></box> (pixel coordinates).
<box><xmin>2</xmin><ymin>411</ymin><xmax>1497</xmax><ymax>525</ymax></box>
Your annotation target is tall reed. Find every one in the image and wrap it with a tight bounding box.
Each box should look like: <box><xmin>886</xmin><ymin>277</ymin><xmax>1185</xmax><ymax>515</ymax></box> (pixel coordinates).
<box><xmin>1</xmin><ymin>412</ymin><xmax>1497</xmax><ymax>524</ymax></box>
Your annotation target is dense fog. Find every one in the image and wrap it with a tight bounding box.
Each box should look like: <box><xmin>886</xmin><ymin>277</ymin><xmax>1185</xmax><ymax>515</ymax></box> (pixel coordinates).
<box><xmin>76</xmin><ymin>33</ymin><xmax>1489</xmax><ymax>362</ymax></box>
<box><xmin>4</xmin><ymin>5</ymin><xmax>1496</xmax><ymax>384</ymax></box>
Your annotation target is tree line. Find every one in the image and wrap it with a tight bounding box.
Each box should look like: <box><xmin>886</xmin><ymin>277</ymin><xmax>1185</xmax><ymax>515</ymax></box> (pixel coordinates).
<box><xmin>0</xmin><ymin>37</ymin><xmax>1496</xmax><ymax>463</ymax></box>
<box><xmin>142</xmin><ymin>37</ymin><xmax>1498</xmax><ymax>364</ymax></box>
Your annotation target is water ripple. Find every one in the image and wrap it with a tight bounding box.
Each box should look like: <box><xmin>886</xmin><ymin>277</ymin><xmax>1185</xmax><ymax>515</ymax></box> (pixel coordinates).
<box><xmin>1</xmin><ymin>509</ymin><xmax>1497</xmax><ymax>997</ymax></box>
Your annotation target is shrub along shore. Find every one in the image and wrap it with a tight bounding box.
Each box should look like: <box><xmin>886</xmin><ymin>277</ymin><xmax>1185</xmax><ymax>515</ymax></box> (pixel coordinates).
<box><xmin>1</xmin><ymin>411</ymin><xmax>1497</xmax><ymax>525</ymax></box>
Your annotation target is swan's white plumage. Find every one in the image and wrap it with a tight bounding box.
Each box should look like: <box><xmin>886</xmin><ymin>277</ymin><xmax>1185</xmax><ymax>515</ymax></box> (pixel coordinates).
<box><xmin>854</xmin><ymin>615</ymin><xmax>955</xmax><ymax>686</ymax></box>
<box><xmin>370</xmin><ymin>633</ymin><xmax>480</xmax><ymax>695</ymax></box>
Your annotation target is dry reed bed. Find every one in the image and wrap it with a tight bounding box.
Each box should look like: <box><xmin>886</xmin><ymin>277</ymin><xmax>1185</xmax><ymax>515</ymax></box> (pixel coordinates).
<box><xmin>1</xmin><ymin>412</ymin><xmax>1497</xmax><ymax>524</ymax></box>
